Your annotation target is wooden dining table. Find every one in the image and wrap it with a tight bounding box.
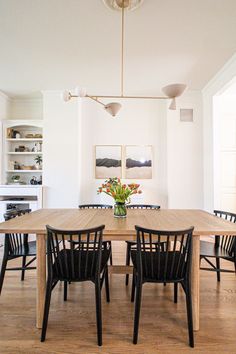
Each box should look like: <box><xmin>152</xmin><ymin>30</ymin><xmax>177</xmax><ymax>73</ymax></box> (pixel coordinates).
<box><xmin>1</xmin><ymin>208</ymin><xmax>236</xmax><ymax>332</ymax></box>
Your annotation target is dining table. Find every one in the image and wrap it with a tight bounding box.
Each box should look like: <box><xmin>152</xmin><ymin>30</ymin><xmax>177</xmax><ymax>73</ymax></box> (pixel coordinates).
<box><xmin>1</xmin><ymin>207</ymin><xmax>236</xmax><ymax>332</ymax></box>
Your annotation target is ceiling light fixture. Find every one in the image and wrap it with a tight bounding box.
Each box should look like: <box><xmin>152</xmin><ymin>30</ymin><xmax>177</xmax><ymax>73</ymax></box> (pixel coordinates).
<box><xmin>62</xmin><ymin>0</ymin><xmax>187</xmax><ymax>116</ymax></box>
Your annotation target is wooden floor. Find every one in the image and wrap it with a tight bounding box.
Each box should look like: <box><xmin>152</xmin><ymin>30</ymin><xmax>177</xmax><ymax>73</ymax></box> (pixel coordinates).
<box><xmin>0</xmin><ymin>241</ymin><xmax>236</xmax><ymax>353</ymax></box>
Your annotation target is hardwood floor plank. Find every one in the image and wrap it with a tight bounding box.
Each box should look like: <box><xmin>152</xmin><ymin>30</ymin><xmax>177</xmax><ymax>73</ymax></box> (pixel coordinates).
<box><xmin>0</xmin><ymin>241</ymin><xmax>236</xmax><ymax>353</ymax></box>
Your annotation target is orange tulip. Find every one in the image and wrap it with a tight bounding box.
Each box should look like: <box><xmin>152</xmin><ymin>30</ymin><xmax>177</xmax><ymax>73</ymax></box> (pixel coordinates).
<box><xmin>106</xmin><ymin>188</ymin><xmax>110</xmax><ymax>193</ymax></box>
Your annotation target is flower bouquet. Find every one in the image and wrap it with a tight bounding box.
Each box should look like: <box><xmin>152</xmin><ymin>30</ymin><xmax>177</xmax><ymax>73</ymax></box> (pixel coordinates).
<box><xmin>97</xmin><ymin>177</ymin><xmax>142</xmax><ymax>218</ymax></box>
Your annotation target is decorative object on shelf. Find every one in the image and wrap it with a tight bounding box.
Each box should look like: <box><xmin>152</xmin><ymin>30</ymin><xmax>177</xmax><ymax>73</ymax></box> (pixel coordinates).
<box><xmin>30</xmin><ymin>176</ymin><xmax>38</xmax><ymax>185</ymax></box>
<box><xmin>11</xmin><ymin>175</ymin><xmax>21</xmax><ymax>183</ymax></box>
<box><xmin>30</xmin><ymin>175</ymin><xmax>42</xmax><ymax>185</ymax></box>
<box><xmin>20</xmin><ymin>165</ymin><xmax>34</xmax><ymax>170</ymax></box>
<box><xmin>34</xmin><ymin>155</ymin><xmax>42</xmax><ymax>170</ymax></box>
<box><xmin>97</xmin><ymin>177</ymin><xmax>142</xmax><ymax>218</ymax></box>
<box><xmin>12</xmin><ymin>130</ymin><xmax>21</xmax><ymax>138</ymax></box>
<box><xmin>95</xmin><ymin>145</ymin><xmax>122</xmax><ymax>179</ymax></box>
<box><xmin>34</xmin><ymin>133</ymin><xmax>43</xmax><ymax>138</ymax></box>
<box><xmin>14</xmin><ymin>161</ymin><xmax>21</xmax><ymax>170</ymax></box>
<box><xmin>15</xmin><ymin>145</ymin><xmax>26</xmax><ymax>152</ymax></box>
<box><xmin>7</xmin><ymin>128</ymin><xmax>13</xmax><ymax>138</ymax></box>
<box><xmin>25</xmin><ymin>133</ymin><xmax>34</xmax><ymax>138</ymax></box>
<box><xmin>125</xmin><ymin>145</ymin><xmax>152</xmax><ymax>179</ymax></box>
<box><xmin>62</xmin><ymin>0</ymin><xmax>186</xmax><ymax>116</ymax></box>
<box><xmin>38</xmin><ymin>175</ymin><xmax>42</xmax><ymax>185</ymax></box>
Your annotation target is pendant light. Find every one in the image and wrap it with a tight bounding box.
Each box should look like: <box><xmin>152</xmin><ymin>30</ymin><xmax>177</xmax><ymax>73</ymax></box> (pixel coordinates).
<box><xmin>62</xmin><ymin>0</ymin><xmax>187</xmax><ymax>116</ymax></box>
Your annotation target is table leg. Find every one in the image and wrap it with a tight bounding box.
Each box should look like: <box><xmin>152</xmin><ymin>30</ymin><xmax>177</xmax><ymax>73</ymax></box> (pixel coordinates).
<box><xmin>192</xmin><ymin>235</ymin><xmax>200</xmax><ymax>331</ymax></box>
<box><xmin>36</xmin><ymin>233</ymin><xmax>46</xmax><ymax>329</ymax></box>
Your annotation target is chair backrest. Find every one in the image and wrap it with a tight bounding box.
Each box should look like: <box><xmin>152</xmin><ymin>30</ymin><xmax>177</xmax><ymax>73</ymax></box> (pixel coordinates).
<box><xmin>46</xmin><ymin>224</ymin><xmax>105</xmax><ymax>281</ymax></box>
<box><xmin>127</xmin><ymin>204</ymin><xmax>160</xmax><ymax>210</ymax></box>
<box><xmin>214</xmin><ymin>210</ymin><xmax>236</xmax><ymax>255</ymax></box>
<box><xmin>134</xmin><ymin>225</ymin><xmax>194</xmax><ymax>282</ymax></box>
<box><xmin>78</xmin><ymin>204</ymin><xmax>112</xmax><ymax>209</ymax></box>
<box><xmin>4</xmin><ymin>209</ymin><xmax>31</xmax><ymax>256</ymax></box>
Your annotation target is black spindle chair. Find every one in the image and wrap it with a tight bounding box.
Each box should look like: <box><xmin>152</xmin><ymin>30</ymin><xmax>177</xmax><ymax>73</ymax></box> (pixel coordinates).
<box><xmin>78</xmin><ymin>204</ymin><xmax>113</xmax><ymax>265</ymax></box>
<box><xmin>200</xmin><ymin>210</ymin><xmax>236</xmax><ymax>281</ymax></box>
<box><xmin>0</xmin><ymin>209</ymin><xmax>35</xmax><ymax>294</ymax></box>
<box><xmin>41</xmin><ymin>224</ymin><xmax>110</xmax><ymax>346</ymax></box>
<box><xmin>125</xmin><ymin>204</ymin><xmax>161</xmax><ymax>285</ymax></box>
<box><xmin>131</xmin><ymin>225</ymin><xmax>194</xmax><ymax>347</ymax></box>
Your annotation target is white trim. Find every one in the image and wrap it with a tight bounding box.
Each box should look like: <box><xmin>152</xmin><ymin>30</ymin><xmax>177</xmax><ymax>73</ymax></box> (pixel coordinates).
<box><xmin>202</xmin><ymin>53</ymin><xmax>236</xmax><ymax>211</ymax></box>
<box><xmin>0</xmin><ymin>91</ymin><xmax>9</xmax><ymax>101</ymax></box>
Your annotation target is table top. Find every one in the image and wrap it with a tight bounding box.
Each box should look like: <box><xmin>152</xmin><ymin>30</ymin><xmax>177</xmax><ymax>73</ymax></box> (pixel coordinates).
<box><xmin>0</xmin><ymin>208</ymin><xmax>236</xmax><ymax>239</ymax></box>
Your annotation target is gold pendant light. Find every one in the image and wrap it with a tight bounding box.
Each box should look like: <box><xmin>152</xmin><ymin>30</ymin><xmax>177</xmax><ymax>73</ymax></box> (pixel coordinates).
<box><xmin>62</xmin><ymin>0</ymin><xmax>186</xmax><ymax>116</ymax></box>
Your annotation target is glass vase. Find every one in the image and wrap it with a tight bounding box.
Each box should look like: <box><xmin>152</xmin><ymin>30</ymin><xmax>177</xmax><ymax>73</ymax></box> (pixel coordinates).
<box><xmin>114</xmin><ymin>202</ymin><xmax>127</xmax><ymax>218</ymax></box>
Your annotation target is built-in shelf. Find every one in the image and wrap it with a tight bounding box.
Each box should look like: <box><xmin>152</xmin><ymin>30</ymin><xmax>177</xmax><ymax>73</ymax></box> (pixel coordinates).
<box><xmin>7</xmin><ymin>152</ymin><xmax>43</xmax><ymax>155</ymax></box>
<box><xmin>2</xmin><ymin>121</ymin><xmax>43</xmax><ymax>185</ymax></box>
<box><xmin>6</xmin><ymin>138</ymin><xmax>43</xmax><ymax>142</ymax></box>
<box><xmin>7</xmin><ymin>170</ymin><xmax>43</xmax><ymax>173</ymax></box>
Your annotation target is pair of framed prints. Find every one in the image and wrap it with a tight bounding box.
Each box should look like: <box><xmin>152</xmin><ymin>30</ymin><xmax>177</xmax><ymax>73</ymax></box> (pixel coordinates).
<box><xmin>95</xmin><ymin>145</ymin><xmax>152</xmax><ymax>179</ymax></box>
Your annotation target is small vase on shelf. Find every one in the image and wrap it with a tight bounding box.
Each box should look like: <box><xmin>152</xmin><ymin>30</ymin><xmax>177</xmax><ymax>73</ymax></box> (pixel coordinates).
<box><xmin>114</xmin><ymin>202</ymin><xmax>127</xmax><ymax>218</ymax></box>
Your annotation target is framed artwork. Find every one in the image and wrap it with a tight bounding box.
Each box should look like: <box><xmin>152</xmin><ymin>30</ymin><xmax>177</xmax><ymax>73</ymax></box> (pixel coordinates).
<box><xmin>124</xmin><ymin>145</ymin><xmax>152</xmax><ymax>179</ymax></box>
<box><xmin>95</xmin><ymin>145</ymin><xmax>122</xmax><ymax>179</ymax></box>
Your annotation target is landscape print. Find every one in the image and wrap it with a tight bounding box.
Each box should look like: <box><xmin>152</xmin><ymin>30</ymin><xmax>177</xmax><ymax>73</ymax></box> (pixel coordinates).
<box><xmin>125</xmin><ymin>145</ymin><xmax>152</xmax><ymax>179</ymax></box>
<box><xmin>95</xmin><ymin>145</ymin><xmax>122</xmax><ymax>179</ymax></box>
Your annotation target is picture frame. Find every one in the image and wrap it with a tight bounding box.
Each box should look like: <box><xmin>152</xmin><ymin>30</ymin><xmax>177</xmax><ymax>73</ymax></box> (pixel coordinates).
<box><xmin>124</xmin><ymin>145</ymin><xmax>153</xmax><ymax>179</ymax></box>
<box><xmin>95</xmin><ymin>145</ymin><xmax>122</xmax><ymax>179</ymax></box>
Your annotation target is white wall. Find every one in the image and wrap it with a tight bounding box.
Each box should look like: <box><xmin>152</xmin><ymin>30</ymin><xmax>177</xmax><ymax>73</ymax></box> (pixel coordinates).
<box><xmin>79</xmin><ymin>98</ymin><xmax>168</xmax><ymax>207</ymax></box>
<box><xmin>0</xmin><ymin>92</ymin><xmax>10</xmax><ymax>184</ymax></box>
<box><xmin>167</xmin><ymin>91</ymin><xmax>203</xmax><ymax>208</ymax></box>
<box><xmin>9</xmin><ymin>98</ymin><xmax>43</xmax><ymax>120</ymax></box>
<box><xmin>42</xmin><ymin>91</ymin><xmax>79</xmax><ymax>207</ymax></box>
<box><xmin>0</xmin><ymin>92</ymin><xmax>9</xmax><ymax>120</ymax></box>
<box><xmin>213</xmin><ymin>93</ymin><xmax>236</xmax><ymax>212</ymax></box>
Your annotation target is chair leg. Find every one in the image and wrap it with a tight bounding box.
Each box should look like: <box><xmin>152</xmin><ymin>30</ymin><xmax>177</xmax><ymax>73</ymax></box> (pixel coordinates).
<box><xmin>64</xmin><ymin>281</ymin><xmax>68</xmax><ymax>301</ymax></box>
<box><xmin>174</xmin><ymin>283</ymin><xmax>178</xmax><ymax>303</ymax></box>
<box><xmin>0</xmin><ymin>257</ymin><xmax>8</xmax><ymax>295</ymax></box>
<box><xmin>216</xmin><ymin>258</ymin><xmax>220</xmax><ymax>282</ymax></box>
<box><xmin>133</xmin><ymin>278</ymin><xmax>142</xmax><ymax>344</ymax></box>
<box><xmin>104</xmin><ymin>266</ymin><xmax>110</xmax><ymax>303</ymax></box>
<box><xmin>95</xmin><ymin>281</ymin><xmax>102</xmax><ymax>346</ymax></box>
<box><xmin>41</xmin><ymin>280</ymin><xmax>53</xmax><ymax>342</ymax></box>
<box><xmin>185</xmin><ymin>282</ymin><xmax>194</xmax><ymax>348</ymax></box>
<box><xmin>125</xmin><ymin>243</ymin><xmax>131</xmax><ymax>286</ymax></box>
<box><xmin>131</xmin><ymin>270</ymin><xmax>136</xmax><ymax>302</ymax></box>
<box><xmin>21</xmin><ymin>256</ymin><xmax>26</xmax><ymax>281</ymax></box>
<box><xmin>109</xmin><ymin>241</ymin><xmax>113</xmax><ymax>265</ymax></box>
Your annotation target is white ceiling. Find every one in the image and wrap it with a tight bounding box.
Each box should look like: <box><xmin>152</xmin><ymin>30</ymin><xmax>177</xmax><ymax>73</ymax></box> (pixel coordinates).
<box><xmin>0</xmin><ymin>0</ymin><xmax>236</xmax><ymax>97</ymax></box>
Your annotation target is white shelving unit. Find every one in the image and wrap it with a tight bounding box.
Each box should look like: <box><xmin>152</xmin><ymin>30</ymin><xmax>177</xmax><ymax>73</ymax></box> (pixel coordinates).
<box><xmin>2</xmin><ymin>120</ymin><xmax>43</xmax><ymax>185</ymax></box>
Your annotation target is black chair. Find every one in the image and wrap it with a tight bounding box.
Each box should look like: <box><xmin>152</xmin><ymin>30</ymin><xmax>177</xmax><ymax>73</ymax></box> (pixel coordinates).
<box><xmin>41</xmin><ymin>224</ymin><xmax>110</xmax><ymax>346</ymax></box>
<box><xmin>0</xmin><ymin>208</ymin><xmax>35</xmax><ymax>294</ymax></box>
<box><xmin>125</xmin><ymin>204</ymin><xmax>161</xmax><ymax>285</ymax></box>
<box><xmin>200</xmin><ymin>210</ymin><xmax>236</xmax><ymax>281</ymax></box>
<box><xmin>131</xmin><ymin>225</ymin><xmax>194</xmax><ymax>347</ymax></box>
<box><xmin>78</xmin><ymin>204</ymin><xmax>113</xmax><ymax>265</ymax></box>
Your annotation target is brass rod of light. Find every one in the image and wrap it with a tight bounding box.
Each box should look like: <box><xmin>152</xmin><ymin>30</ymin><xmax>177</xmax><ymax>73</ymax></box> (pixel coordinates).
<box><xmin>87</xmin><ymin>94</ymin><xmax>169</xmax><ymax>100</ymax></box>
<box><xmin>121</xmin><ymin>1</ymin><xmax>125</xmax><ymax>97</ymax></box>
<box><xmin>87</xmin><ymin>95</ymin><xmax>106</xmax><ymax>106</ymax></box>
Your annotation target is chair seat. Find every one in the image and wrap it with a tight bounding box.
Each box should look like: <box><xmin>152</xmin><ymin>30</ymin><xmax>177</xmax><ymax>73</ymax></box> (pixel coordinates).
<box><xmin>9</xmin><ymin>241</ymin><xmax>37</xmax><ymax>257</ymax></box>
<box><xmin>53</xmin><ymin>249</ymin><xmax>110</xmax><ymax>281</ymax></box>
<box><xmin>200</xmin><ymin>240</ymin><xmax>233</xmax><ymax>259</ymax></box>
<box><xmin>131</xmin><ymin>250</ymin><xmax>186</xmax><ymax>282</ymax></box>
